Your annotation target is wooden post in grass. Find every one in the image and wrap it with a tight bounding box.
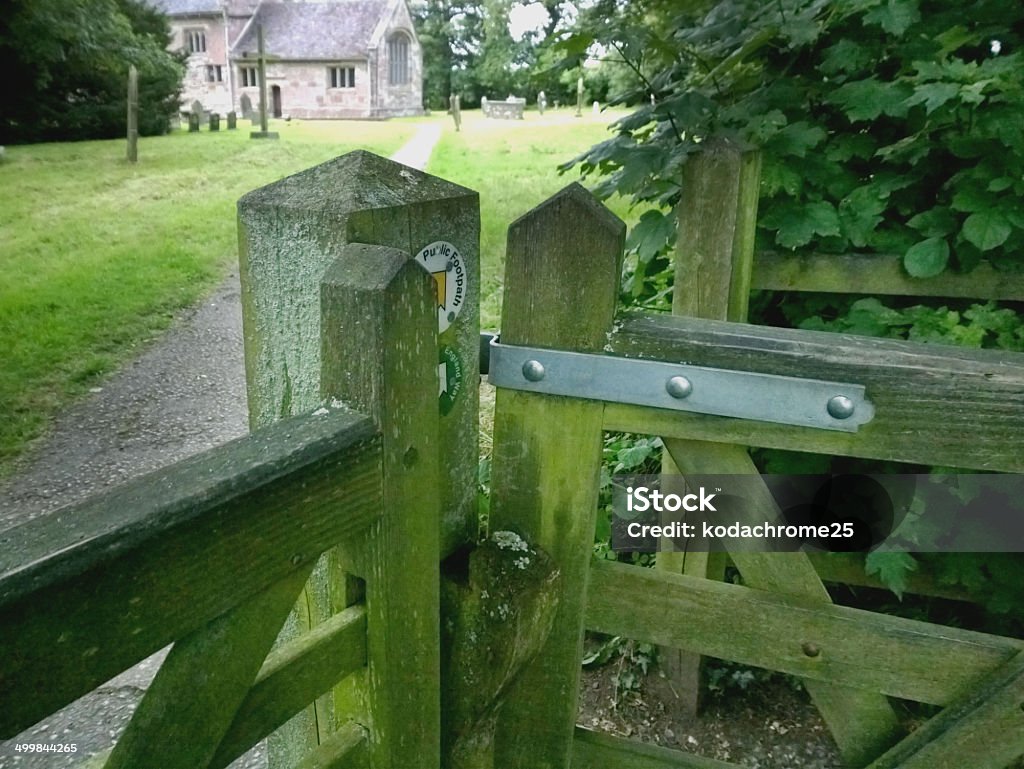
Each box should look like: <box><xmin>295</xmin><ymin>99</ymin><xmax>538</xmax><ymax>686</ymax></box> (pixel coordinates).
<box><xmin>321</xmin><ymin>245</ymin><xmax>442</xmax><ymax>769</ymax></box>
<box><xmin>237</xmin><ymin>150</ymin><xmax>479</xmax><ymax>764</ymax></box>
<box><xmin>488</xmin><ymin>183</ymin><xmax>625</xmax><ymax>769</ymax></box>
<box><xmin>126</xmin><ymin>64</ymin><xmax>138</xmax><ymax>163</ymax></box>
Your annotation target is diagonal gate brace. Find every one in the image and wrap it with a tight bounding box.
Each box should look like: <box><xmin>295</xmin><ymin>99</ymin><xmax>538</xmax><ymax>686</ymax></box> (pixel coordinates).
<box><xmin>487</xmin><ymin>337</ymin><xmax>874</xmax><ymax>433</ymax></box>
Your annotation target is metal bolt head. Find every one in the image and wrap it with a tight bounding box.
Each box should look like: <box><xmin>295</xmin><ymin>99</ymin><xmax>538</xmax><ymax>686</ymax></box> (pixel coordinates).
<box><xmin>827</xmin><ymin>395</ymin><xmax>856</xmax><ymax>420</ymax></box>
<box><xmin>522</xmin><ymin>360</ymin><xmax>545</xmax><ymax>382</ymax></box>
<box><xmin>801</xmin><ymin>642</ymin><xmax>821</xmax><ymax>658</ymax></box>
<box><xmin>666</xmin><ymin>376</ymin><xmax>693</xmax><ymax>399</ymax></box>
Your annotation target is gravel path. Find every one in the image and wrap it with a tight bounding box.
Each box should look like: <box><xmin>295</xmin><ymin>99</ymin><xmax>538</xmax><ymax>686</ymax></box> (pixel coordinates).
<box><xmin>0</xmin><ymin>124</ymin><xmax>442</xmax><ymax>769</ymax></box>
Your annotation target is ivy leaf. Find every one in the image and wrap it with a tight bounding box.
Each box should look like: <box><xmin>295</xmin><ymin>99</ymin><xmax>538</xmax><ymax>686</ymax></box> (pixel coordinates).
<box><xmin>863</xmin><ymin>0</ymin><xmax>921</xmax><ymax>37</ymax></box>
<box><xmin>904</xmin><ymin>82</ymin><xmax>960</xmax><ymax>114</ymax></box>
<box><xmin>962</xmin><ymin>211</ymin><xmax>1012</xmax><ymax>251</ymax></box>
<box><xmin>907</xmin><ymin>207</ymin><xmax>955</xmax><ymax>238</ymax></box>
<box><xmin>904</xmin><ymin>237</ymin><xmax>950</xmax><ymax>277</ymax></box>
<box><xmin>865</xmin><ymin>551</ymin><xmax>918</xmax><ymax>599</ymax></box>
<box><xmin>764</xmin><ymin>200</ymin><xmax>841</xmax><ymax>249</ymax></box>
<box><xmin>766</xmin><ymin>121</ymin><xmax>826</xmax><ymax>158</ymax></box>
<box><xmin>625</xmin><ymin>209</ymin><xmax>675</xmax><ymax>263</ymax></box>
<box><xmin>839</xmin><ymin>185</ymin><xmax>887</xmax><ymax>247</ymax></box>
<box><xmin>830</xmin><ymin>78</ymin><xmax>910</xmax><ymax>121</ymax></box>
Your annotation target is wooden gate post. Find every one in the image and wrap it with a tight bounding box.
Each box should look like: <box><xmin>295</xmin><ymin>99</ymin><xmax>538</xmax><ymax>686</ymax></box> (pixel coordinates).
<box><xmin>321</xmin><ymin>245</ymin><xmax>442</xmax><ymax>769</ymax></box>
<box><xmin>237</xmin><ymin>151</ymin><xmax>479</xmax><ymax>764</ymax></box>
<box><xmin>656</xmin><ymin>137</ymin><xmax>759</xmax><ymax>714</ymax></box>
<box><xmin>488</xmin><ymin>183</ymin><xmax>625</xmax><ymax>769</ymax></box>
<box><xmin>664</xmin><ymin>139</ymin><xmax>902</xmax><ymax>763</ymax></box>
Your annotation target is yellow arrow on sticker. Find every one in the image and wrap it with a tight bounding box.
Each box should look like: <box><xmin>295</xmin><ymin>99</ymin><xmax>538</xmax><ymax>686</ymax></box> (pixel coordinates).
<box><xmin>431</xmin><ymin>270</ymin><xmax>446</xmax><ymax>309</ymax></box>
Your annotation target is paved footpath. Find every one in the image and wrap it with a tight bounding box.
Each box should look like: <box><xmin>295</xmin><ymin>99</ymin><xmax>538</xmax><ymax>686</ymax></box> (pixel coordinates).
<box><xmin>0</xmin><ymin>123</ymin><xmax>443</xmax><ymax>769</ymax></box>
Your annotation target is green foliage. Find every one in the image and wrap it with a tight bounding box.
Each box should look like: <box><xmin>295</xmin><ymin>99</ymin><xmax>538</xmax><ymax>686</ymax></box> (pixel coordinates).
<box><xmin>0</xmin><ymin>0</ymin><xmax>185</xmax><ymax>143</ymax></box>
<box><xmin>561</xmin><ymin>0</ymin><xmax>1024</xmax><ymax>296</ymax></box>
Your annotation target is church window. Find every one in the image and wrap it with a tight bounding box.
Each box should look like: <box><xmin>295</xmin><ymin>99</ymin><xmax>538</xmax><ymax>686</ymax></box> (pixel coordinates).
<box><xmin>387</xmin><ymin>34</ymin><xmax>410</xmax><ymax>86</ymax></box>
<box><xmin>240</xmin><ymin>66</ymin><xmax>258</xmax><ymax>88</ymax></box>
<box><xmin>329</xmin><ymin>66</ymin><xmax>356</xmax><ymax>89</ymax></box>
<box><xmin>185</xmin><ymin>29</ymin><xmax>206</xmax><ymax>54</ymax></box>
<box><xmin>206</xmin><ymin>65</ymin><xmax>223</xmax><ymax>83</ymax></box>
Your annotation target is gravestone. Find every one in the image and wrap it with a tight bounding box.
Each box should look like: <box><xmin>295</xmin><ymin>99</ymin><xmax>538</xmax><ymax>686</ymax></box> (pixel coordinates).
<box><xmin>191</xmin><ymin>100</ymin><xmax>204</xmax><ymax>120</ymax></box>
<box><xmin>209</xmin><ymin>113</ymin><xmax>220</xmax><ymax>131</ymax></box>
<box><xmin>240</xmin><ymin>94</ymin><xmax>253</xmax><ymax>121</ymax></box>
<box><xmin>575</xmin><ymin>76</ymin><xmax>584</xmax><ymax>117</ymax></box>
<box><xmin>537</xmin><ymin>90</ymin><xmax>546</xmax><ymax>116</ymax></box>
<box><xmin>188</xmin><ymin>113</ymin><xmax>200</xmax><ymax>132</ymax></box>
<box><xmin>593</xmin><ymin>100</ymin><xmax>600</xmax><ymax>115</ymax></box>
<box><xmin>450</xmin><ymin>93</ymin><xmax>461</xmax><ymax>132</ymax></box>
<box><xmin>227</xmin><ymin>111</ymin><xmax>237</xmax><ymax>130</ymax></box>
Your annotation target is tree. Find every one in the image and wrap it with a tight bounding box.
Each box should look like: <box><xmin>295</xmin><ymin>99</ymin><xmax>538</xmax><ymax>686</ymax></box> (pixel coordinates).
<box><xmin>0</xmin><ymin>0</ymin><xmax>184</xmax><ymax>144</ymax></box>
<box><xmin>562</xmin><ymin>0</ymin><xmax>1024</xmax><ymax>287</ymax></box>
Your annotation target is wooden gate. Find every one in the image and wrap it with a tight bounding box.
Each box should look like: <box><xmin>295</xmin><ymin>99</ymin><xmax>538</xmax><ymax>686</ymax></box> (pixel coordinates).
<box><xmin>486</xmin><ymin>143</ymin><xmax>1024</xmax><ymax>769</ymax></box>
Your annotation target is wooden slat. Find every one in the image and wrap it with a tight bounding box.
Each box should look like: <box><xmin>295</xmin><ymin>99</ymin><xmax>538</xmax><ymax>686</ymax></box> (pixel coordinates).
<box><xmin>211</xmin><ymin>605</ymin><xmax>367</xmax><ymax>769</ymax></box>
<box><xmin>0</xmin><ymin>409</ymin><xmax>381</xmax><ymax>738</ymax></box>
<box><xmin>865</xmin><ymin>650</ymin><xmax>1024</xmax><ymax>769</ymax></box>
<box><xmin>293</xmin><ymin>722</ymin><xmax>369</xmax><ymax>769</ymax></box>
<box><xmin>606</xmin><ymin>313</ymin><xmax>1024</xmax><ymax>472</ymax></box>
<box><xmin>587</xmin><ymin>559</ymin><xmax>1023</xmax><ymax>707</ymax></box>
<box><xmin>662</xmin><ymin>439</ymin><xmax>901</xmax><ymax>764</ymax></box>
<box><xmin>321</xmin><ymin>245</ymin><xmax>442</xmax><ymax>769</ymax></box>
<box><xmin>105</xmin><ymin>563</ymin><xmax>316</xmax><ymax>769</ymax></box>
<box><xmin>489</xmin><ymin>183</ymin><xmax>625</xmax><ymax>769</ymax></box>
<box><xmin>806</xmin><ymin>553</ymin><xmax>971</xmax><ymax>602</ymax></box>
<box><xmin>571</xmin><ymin>727</ymin><xmax>739</xmax><ymax>769</ymax></box>
<box><xmin>754</xmin><ymin>251</ymin><xmax>1024</xmax><ymax>301</ymax></box>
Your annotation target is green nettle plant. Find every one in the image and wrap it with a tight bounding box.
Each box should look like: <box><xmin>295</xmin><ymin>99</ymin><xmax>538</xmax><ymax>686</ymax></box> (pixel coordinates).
<box><xmin>560</xmin><ymin>0</ymin><xmax>1024</xmax><ymax>617</ymax></box>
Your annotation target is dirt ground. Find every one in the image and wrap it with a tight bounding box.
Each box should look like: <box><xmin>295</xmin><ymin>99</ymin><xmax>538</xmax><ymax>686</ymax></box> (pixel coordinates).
<box><xmin>577</xmin><ymin>643</ymin><xmax>844</xmax><ymax>769</ymax></box>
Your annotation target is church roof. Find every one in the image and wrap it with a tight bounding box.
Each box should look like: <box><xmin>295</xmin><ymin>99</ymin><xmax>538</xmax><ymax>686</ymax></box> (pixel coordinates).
<box><xmin>148</xmin><ymin>0</ymin><xmax>220</xmax><ymax>15</ymax></box>
<box><xmin>234</xmin><ymin>1</ymin><xmax>390</xmax><ymax>61</ymax></box>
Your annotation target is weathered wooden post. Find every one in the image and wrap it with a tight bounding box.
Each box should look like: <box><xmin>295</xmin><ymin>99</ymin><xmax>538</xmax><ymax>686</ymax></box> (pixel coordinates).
<box><xmin>575</xmin><ymin>76</ymin><xmax>583</xmax><ymax>117</ymax></box>
<box><xmin>488</xmin><ymin>184</ymin><xmax>625</xmax><ymax>769</ymax></box>
<box><xmin>321</xmin><ymin>245</ymin><xmax>442</xmax><ymax>769</ymax></box>
<box><xmin>237</xmin><ymin>150</ymin><xmax>479</xmax><ymax>763</ymax></box>
<box><xmin>660</xmin><ymin>138</ymin><xmax>901</xmax><ymax>765</ymax></box>
<box><xmin>126</xmin><ymin>64</ymin><xmax>138</xmax><ymax>163</ymax></box>
<box><xmin>227</xmin><ymin>110</ymin><xmax>237</xmax><ymax>130</ymax></box>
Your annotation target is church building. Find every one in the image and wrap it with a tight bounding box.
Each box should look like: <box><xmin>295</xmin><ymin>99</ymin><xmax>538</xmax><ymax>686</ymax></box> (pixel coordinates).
<box><xmin>150</xmin><ymin>0</ymin><xmax>424</xmax><ymax>119</ymax></box>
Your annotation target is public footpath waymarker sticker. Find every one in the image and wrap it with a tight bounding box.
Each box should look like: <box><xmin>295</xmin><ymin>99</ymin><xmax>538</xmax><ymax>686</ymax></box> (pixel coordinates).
<box><xmin>415</xmin><ymin>240</ymin><xmax>467</xmax><ymax>334</ymax></box>
<box><xmin>438</xmin><ymin>345</ymin><xmax>464</xmax><ymax>416</ymax></box>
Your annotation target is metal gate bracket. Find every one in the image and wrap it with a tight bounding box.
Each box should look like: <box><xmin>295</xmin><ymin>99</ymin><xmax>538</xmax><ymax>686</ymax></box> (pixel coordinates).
<box><xmin>487</xmin><ymin>338</ymin><xmax>873</xmax><ymax>432</ymax></box>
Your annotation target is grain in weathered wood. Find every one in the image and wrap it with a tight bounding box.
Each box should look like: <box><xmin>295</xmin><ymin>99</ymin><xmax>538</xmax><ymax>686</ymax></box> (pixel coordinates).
<box><xmin>293</xmin><ymin>722</ymin><xmax>369</xmax><ymax>769</ymax></box>
<box><xmin>105</xmin><ymin>563</ymin><xmax>315</xmax><ymax>769</ymax></box>
<box><xmin>321</xmin><ymin>245</ymin><xmax>441</xmax><ymax>769</ymax></box>
<box><xmin>587</xmin><ymin>559</ymin><xmax>1023</xmax><ymax>707</ymax></box>
<box><xmin>211</xmin><ymin>605</ymin><xmax>367</xmax><ymax>769</ymax></box>
<box><xmin>662</xmin><ymin>439</ymin><xmax>901</xmax><ymax>764</ymax></box>
<box><xmin>571</xmin><ymin>727</ymin><xmax>738</xmax><ymax>769</ymax></box>
<box><xmin>659</xmin><ymin>140</ymin><xmax>760</xmax><ymax>715</ymax></box>
<box><xmin>0</xmin><ymin>409</ymin><xmax>380</xmax><ymax>738</ymax></box>
<box><xmin>754</xmin><ymin>251</ymin><xmax>1024</xmax><ymax>301</ymax></box>
<box><xmin>605</xmin><ymin>312</ymin><xmax>1024</xmax><ymax>472</ymax></box>
<box><xmin>238</xmin><ymin>149</ymin><xmax>480</xmax><ymax>555</ymax></box>
<box><xmin>488</xmin><ymin>183</ymin><xmax>624</xmax><ymax>769</ymax></box>
<box><xmin>865</xmin><ymin>650</ymin><xmax>1024</xmax><ymax>769</ymax></box>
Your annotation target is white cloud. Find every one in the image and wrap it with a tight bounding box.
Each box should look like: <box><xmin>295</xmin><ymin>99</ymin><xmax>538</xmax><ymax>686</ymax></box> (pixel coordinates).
<box><xmin>508</xmin><ymin>2</ymin><xmax>551</xmax><ymax>42</ymax></box>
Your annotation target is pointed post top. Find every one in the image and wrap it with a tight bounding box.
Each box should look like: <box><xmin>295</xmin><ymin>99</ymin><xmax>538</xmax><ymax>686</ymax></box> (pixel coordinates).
<box><xmin>238</xmin><ymin>150</ymin><xmax>477</xmax><ymax>217</ymax></box>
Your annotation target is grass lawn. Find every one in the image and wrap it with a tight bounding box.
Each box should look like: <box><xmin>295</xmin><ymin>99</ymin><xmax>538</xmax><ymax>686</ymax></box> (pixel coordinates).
<box><xmin>1</xmin><ymin>107</ymin><xmax>644</xmax><ymax>475</ymax></box>
<box><xmin>0</xmin><ymin>118</ymin><xmax>413</xmax><ymax>473</ymax></box>
<box><xmin>426</xmin><ymin>107</ymin><xmax>637</xmax><ymax>328</ymax></box>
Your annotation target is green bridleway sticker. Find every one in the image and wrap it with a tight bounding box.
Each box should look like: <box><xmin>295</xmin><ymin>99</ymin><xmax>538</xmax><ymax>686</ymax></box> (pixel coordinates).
<box><xmin>438</xmin><ymin>345</ymin><xmax>464</xmax><ymax>416</ymax></box>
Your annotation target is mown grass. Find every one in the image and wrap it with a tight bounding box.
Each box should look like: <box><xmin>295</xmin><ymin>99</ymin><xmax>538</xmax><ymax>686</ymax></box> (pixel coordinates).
<box><xmin>426</xmin><ymin>107</ymin><xmax>638</xmax><ymax>329</ymax></box>
<box><xmin>0</xmin><ymin>119</ymin><xmax>413</xmax><ymax>472</ymax></box>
